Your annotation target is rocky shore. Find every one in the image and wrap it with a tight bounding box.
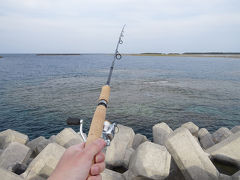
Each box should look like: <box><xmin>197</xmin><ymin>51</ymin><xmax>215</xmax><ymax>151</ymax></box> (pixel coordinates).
<box><xmin>0</xmin><ymin>122</ymin><xmax>240</xmax><ymax>180</ymax></box>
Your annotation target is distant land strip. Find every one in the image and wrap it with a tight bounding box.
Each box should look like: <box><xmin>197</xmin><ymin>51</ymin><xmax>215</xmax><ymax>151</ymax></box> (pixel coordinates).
<box><xmin>0</xmin><ymin>56</ymin><xmax>2</xmax><ymax>58</ymax></box>
<box><xmin>129</xmin><ymin>52</ymin><xmax>240</xmax><ymax>59</ymax></box>
<box><xmin>36</xmin><ymin>54</ymin><xmax>81</xmax><ymax>56</ymax></box>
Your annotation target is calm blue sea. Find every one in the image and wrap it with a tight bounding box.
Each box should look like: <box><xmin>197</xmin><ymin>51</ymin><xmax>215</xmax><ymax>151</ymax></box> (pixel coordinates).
<box><xmin>0</xmin><ymin>54</ymin><xmax>240</xmax><ymax>140</ymax></box>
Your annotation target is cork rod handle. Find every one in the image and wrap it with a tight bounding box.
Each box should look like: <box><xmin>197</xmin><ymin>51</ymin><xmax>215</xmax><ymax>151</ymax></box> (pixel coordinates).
<box><xmin>86</xmin><ymin>85</ymin><xmax>110</xmax><ymax>145</ymax></box>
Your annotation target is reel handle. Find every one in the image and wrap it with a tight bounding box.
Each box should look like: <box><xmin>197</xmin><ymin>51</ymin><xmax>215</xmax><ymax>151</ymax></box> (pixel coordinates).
<box><xmin>86</xmin><ymin>85</ymin><xmax>110</xmax><ymax>145</ymax></box>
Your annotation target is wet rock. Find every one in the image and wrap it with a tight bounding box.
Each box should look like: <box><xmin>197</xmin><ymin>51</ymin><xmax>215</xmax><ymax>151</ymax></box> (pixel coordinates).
<box><xmin>200</xmin><ymin>133</ymin><xmax>215</xmax><ymax>149</ymax></box>
<box><xmin>106</xmin><ymin>124</ymin><xmax>135</xmax><ymax>167</ymax></box>
<box><xmin>0</xmin><ymin>168</ymin><xmax>24</xmax><ymax>180</ymax></box>
<box><xmin>212</xmin><ymin>127</ymin><xmax>232</xmax><ymax>144</ymax></box>
<box><xmin>128</xmin><ymin>141</ymin><xmax>171</xmax><ymax>180</ymax></box>
<box><xmin>101</xmin><ymin>168</ymin><xmax>125</xmax><ymax>180</ymax></box>
<box><xmin>22</xmin><ymin>143</ymin><xmax>65</xmax><ymax>180</ymax></box>
<box><xmin>0</xmin><ymin>142</ymin><xmax>31</xmax><ymax>171</ymax></box>
<box><xmin>132</xmin><ymin>134</ymin><xmax>148</xmax><ymax>150</ymax></box>
<box><xmin>198</xmin><ymin>128</ymin><xmax>209</xmax><ymax>139</ymax></box>
<box><xmin>123</xmin><ymin>148</ymin><xmax>135</xmax><ymax>169</ymax></box>
<box><xmin>0</xmin><ymin>129</ymin><xmax>29</xmax><ymax>149</ymax></box>
<box><xmin>55</xmin><ymin>128</ymin><xmax>83</xmax><ymax>148</ymax></box>
<box><xmin>165</xmin><ymin>127</ymin><xmax>219</xmax><ymax>180</ymax></box>
<box><xmin>153</xmin><ymin>122</ymin><xmax>173</xmax><ymax>146</ymax></box>
<box><xmin>181</xmin><ymin>121</ymin><xmax>199</xmax><ymax>137</ymax></box>
<box><xmin>206</xmin><ymin>131</ymin><xmax>240</xmax><ymax>167</ymax></box>
<box><xmin>231</xmin><ymin>126</ymin><xmax>240</xmax><ymax>134</ymax></box>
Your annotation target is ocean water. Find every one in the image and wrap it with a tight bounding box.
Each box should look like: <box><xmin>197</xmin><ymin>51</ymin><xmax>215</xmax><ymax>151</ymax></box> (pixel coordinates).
<box><xmin>0</xmin><ymin>54</ymin><xmax>240</xmax><ymax>140</ymax></box>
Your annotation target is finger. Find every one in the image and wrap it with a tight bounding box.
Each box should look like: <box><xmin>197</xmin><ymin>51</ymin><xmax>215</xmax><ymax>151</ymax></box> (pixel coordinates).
<box><xmin>70</xmin><ymin>142</ymin><xmax>85</xmax><ymax>150</ymax></box>
<box><xmin>67</xmin><ymin>142</ymin><xmax>85</xmax><ymax>153</ymax></box>
<box><xmin>65</xmin><ymin>142</ymin><xmax>85</xmax><ymax>156</ymax></box>
<box><xmin>95</xmin><ymin>152</ymin><xmax>105</xmax><ymax>163</ymax></box>
<box><xmin>90</xmin><ymin>162</ymin><xmax>105</xmax><ymax>176</ymax></box>
<box><xmin>87</xmin><ymin>175</ymin><xmax>102</xmax><ymax>180</ymax></box>
<box><xmin>84</xmin><ymin>139</ymin><xmax>106</xmax><ymax>160</ymax></box>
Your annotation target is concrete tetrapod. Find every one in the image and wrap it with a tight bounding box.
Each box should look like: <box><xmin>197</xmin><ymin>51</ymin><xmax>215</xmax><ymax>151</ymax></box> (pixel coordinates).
<box><xmin>22</xmin><ymin>143</ymin><xmax>65</xmax><ymax>180</ymax></box>
<box><xmin>128</xmin><ymin>141</ymin><xmax>171</xmax><ymax>180</ymax></box>
<box><xmin>206</xmin><ymin>131</ymin><xmax>240</xmax><ymax>168</ymax></box>
<box><xmin>153</xmin><ymin>122</ymin><xmax>173</xmax><ymax>146</ymax></box>
<box><xmin>0</xmin><ymin>129</ymin><xmax>29</xmax><ymax>149</ymax></box>
<box><xmin>165</xmin><ymin>127</ymin><xmax>219</xmax><ymax>180</ymax></box>
<box><xmin>105</xmin><ymin>124</ymin><xmax>135</xmax><ymax>167</ymax></box>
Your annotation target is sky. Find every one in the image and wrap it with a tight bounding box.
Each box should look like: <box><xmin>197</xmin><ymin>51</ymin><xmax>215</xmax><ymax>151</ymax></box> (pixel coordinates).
<box><xmin>0</xmin><ymin>0</ymin><xmax>240</xmax><ymax>53</ymax></box>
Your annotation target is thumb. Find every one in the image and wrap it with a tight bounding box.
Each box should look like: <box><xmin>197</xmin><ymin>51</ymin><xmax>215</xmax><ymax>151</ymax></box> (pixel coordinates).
<box><xmin>84</xmin><ymin>139</ymin><xmax>106</xmax><ymax>160</ymax></box>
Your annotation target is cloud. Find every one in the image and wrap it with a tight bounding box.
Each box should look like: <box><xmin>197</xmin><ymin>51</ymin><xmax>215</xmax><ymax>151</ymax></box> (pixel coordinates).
<box><xmin>0</xmin><ymin>0</ymin><xmax>239</xmax><ymax>53</ymax></box>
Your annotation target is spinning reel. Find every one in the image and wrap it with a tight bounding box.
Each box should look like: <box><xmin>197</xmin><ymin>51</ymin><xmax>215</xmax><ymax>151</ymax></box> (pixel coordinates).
<box><xmin>66</xmin><ymin>117</ymin><xmax>117</xmax><ymax>146</ymax></box>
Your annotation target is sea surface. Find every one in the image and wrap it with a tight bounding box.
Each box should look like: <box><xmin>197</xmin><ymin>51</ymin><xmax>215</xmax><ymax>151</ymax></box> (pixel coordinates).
<box><xmin>0</xmin><ymin>54</ymin><xmax>240</xmax><ymax>140</ymax></box>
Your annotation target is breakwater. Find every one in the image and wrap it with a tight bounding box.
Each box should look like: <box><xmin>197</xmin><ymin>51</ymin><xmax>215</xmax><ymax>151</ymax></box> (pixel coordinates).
<box><xmin>0</xmin><ymin>121</ymin><xmax>239</xmax><ymax>179</ymax></box>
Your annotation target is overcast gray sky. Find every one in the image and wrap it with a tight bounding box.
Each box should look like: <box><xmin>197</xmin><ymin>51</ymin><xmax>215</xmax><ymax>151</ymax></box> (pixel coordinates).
<box><xmin>0</xmin><ymin>0</ymin><xmax>239</xmax><ymax>53</ymax></box>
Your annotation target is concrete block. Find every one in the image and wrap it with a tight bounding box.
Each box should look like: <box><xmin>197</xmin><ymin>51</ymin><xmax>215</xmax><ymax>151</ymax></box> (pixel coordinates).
<box><xmin>206</xmin><ymin>131</ymin><xmax>240</xmax><ymax>167</ymax></box>
<box><xmin>128</xmin><ymin>141</ymin><xmax>171</xmax><ymax>180</ymax></box>
<box><xmin>132</xmin><ymin>134</ymin><xmax>148</xmax><ymax>150</ymax></box>
<box><xmin>27</xmin><ymin>136</ymin><xmax>51</xmax><ymax>156</ymax></box>
<box><xmin>27</xmin><ymin>136</ymin><xmax>45</xmax><ymax>150</ymax></box>
<box><xmin>101</xmin><ymin>168</ymin><xmax>125</xmax><ymax>180</ymax></box>
<box><xmin>212</xmin><ymin>127</ymin><xmax>232</xmax><ymax>144</ymax></box>
<box><xmin>0</xmin><ymin>142</ymin><xmax>31</xmax><ymax>171</ymax></box>
<box><xmin>232</xmin><ymin>170</ymin><xmax>240</xmax><ymax>180</ymax></box>
<box><xmin>181</xmin><ymin>122</ymin><xmax>199</xmax><ymax>137</ymax></box>
<box><xmin>231</xmin><ymin>126</ymin><xmax>240</xmax><ymax>134</ymax></box>
<box><xmin>55</xmin><ymin>128</ymin><xmax>83</xmax><ymax>148</ymax></box>
<box><xmin>0</xmin><ymin>168</ymin><xmax>24</xmax><ymax>180</ymax></box>
<box><xmin>200</xmin><ymin>133</ymin><xmax>215</xmax><ymax>149</ymax></box>
<box><xmin>123</xmin><ymin>148</ymin><xmax>135</xmax><ymax>169</ymax></box>
<box><xmin>165</xmin><ymin>127</ymin><xmax>219</xmax><ymax>180</ymax></box>
<box><xmin>219</xmin><ymin>173</ymin><xmax>232</xmax><ymax>180</ymax></box>
<box><xmin>198</xmin><ymin>128</ymin><xmax>209</xmax><ymax>139</ymax></box>
<box><xmin>153</xmin><ymin>122</ymin><xmax>173</xmax><ymax>146</ymax></box>
<box><xmin>106</xmin><ymin>124</ymin><xmax>135</xmax><ymax>167</ymax></box>
<box><xmin>22</xmin><ymin>143</ymin><xmax>65</xmax><ymax>180</ymax></box>
<box><xmin>49</xmin><ymin>135</ymin><xmax>57</xmax><ymax>143</ymax></box>
<box><xmin>0</xmin><ymin>129</ymin><xmax>28</xmax><ymax>149</ymax></box>
<box><xmin>194</xmin><ymin>136</ymin><xmax>200</xmax><ymax>145</ymax></box>
<box><xmin>29</xmin><ymin>175</ymin><xmax>47</xmax><ymax>180</ymax></box>
<box><xmin>165</xmin><ymin>158</ymin><xmax>185</xmax><ymax>180</ymax></box>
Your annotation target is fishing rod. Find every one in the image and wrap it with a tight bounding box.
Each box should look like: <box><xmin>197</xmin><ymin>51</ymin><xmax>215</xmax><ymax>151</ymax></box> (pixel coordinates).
<box><xmin>67</xmin><ymin>25</ymin><xmax>126</xmax><ymax>146</ymax></box>
<box><xmin>86</xmin><ymin>25</ymin><xmax>126</xmax><ymax>145</ymax></box>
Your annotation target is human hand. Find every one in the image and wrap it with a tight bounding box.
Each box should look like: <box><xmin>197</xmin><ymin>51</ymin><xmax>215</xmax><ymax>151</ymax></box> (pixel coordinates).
<box><xmin>48</xmin><ymin>138</ymin><xmax>106</xmax><ymax>180</ymax></box>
